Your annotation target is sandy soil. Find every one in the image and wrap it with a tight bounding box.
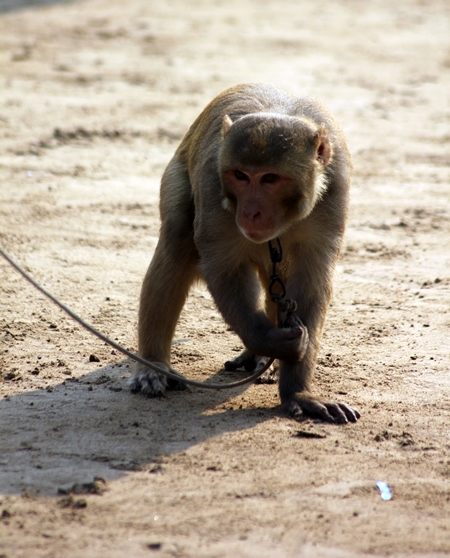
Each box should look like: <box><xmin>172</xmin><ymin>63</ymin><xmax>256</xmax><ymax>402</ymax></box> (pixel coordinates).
<box><xmin>0</xmin><ymin>0</ymin><xmax>449</xmax><ymax>556</ymax></box>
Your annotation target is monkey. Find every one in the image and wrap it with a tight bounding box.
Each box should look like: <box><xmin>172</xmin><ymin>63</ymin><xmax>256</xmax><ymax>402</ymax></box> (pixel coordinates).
<box><xmin>129</xmin><ymin>83</ymin><xmax>360</xmax><ymax>424</ymax></box>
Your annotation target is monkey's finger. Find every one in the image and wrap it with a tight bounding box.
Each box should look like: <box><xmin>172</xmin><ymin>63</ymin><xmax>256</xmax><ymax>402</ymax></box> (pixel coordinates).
<box><xmin>285</xmin><ymin>397</ymin><xmax>334</xmax><ymax>423</ymax></box>
<box><xmin>337</xmin><ymin>403</ymin><xmax>360</xmax><ymax>423</ymax></box>
<box><xmin>277</xmin><ymin>327</ymin><xmax>307</xmax><ymax>341</ymax></box>
<box><xmin>285</xmin><ymin>313</ymin><xmax>305</xmax><ymax>328</ymax></box>
<box><xmin>324</xmin><ymin>403</ymin><xmax>349</xmax><ymax>424</ymax></box>
<box><xmin>310</xmin><ymin>402</ymin><xmax>340</xmax><ymax>423</ymax></box>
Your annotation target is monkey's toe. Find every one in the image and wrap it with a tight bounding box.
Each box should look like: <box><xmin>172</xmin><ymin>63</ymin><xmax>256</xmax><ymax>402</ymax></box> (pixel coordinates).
<box><xmin>128</xmin><ymin>369</ymin><xmax>168</xmax><ymax>397</ymax></box>
<box><xmin>224</xmin><ymin>349</ymin><xmax>257</xmax><ymax>371</ymax></box>
<box><xmin>284</xmin><ymin>393</ymin><xmax>360</xmax><ymax>424</ymax></box>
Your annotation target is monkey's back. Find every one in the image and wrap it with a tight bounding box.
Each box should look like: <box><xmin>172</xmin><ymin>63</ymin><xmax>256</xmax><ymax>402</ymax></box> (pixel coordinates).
<box><xmin>161</xmin><ymin>84</ymin><xmax>352</xmax><ymax>252</ymax></box>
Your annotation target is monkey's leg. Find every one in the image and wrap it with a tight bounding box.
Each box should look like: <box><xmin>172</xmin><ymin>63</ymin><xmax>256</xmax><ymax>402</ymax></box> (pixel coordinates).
<box><xmin>130</xmin><ymin>161</ymin><xmax>199</xmax><ymax>396</ymax></box>
<box><xmin>129</xmin><ymin>232</ymin><xmax>198</xmax><ymax>396</ymax></box>
<box><xmin>278</xmin><ymin>264</ymin><xmax>360</xmax><ymax>423</ymax></box>
<box><xmin>223</xmin><ymin>282</ymin><xmax>277</xmax><ymax>379</ymax></box>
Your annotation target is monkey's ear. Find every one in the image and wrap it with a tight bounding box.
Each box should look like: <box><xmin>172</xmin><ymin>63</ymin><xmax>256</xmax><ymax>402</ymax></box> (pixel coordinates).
<box><xmin>222</xmin><ymin>114</ymin><xmax>233</xmax><ymax>137</ymax></box>
<box><xmin>314</xmin><ymin>125</ymin><xmax>332</xmax><ymax>166</ymax></box>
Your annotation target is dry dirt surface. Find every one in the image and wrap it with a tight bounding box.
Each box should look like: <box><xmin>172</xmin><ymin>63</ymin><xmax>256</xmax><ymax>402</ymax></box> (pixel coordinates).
<box><xmin>1</xmin><ymin>0</ymin><xmax>449</xmax><ymax>556</ymax></box>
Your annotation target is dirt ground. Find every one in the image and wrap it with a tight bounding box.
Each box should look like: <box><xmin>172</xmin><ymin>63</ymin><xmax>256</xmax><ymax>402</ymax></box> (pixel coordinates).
<box><xmin>0</xmin><ymin>0</ymin><xmax>449</xmax><ymax>556</ymax></box>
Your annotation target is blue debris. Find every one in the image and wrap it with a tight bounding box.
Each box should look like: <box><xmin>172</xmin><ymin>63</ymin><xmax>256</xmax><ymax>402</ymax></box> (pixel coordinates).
<box><xmin>376</xmin><ymin>481</ymin><xmax>392</xmax><ymax>501</ymax></box>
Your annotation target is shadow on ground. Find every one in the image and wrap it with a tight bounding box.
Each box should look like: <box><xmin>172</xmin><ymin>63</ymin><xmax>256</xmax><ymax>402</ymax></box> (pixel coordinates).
<box><xmin>0</xmin><ymin>0</ymin><xmax>80</xmax><ymax>13</ymax></box>
<box><xmin>0</xmin><ymin>361</ymin><xmax>275</xmax><ymax>496</ymax></box>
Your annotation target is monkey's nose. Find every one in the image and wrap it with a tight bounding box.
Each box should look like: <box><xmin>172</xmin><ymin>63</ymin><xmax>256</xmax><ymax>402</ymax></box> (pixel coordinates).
<box><xmin>242</xmin><ymin>203</ymin><xmax>262</xmax><ymax>221</ymax></box>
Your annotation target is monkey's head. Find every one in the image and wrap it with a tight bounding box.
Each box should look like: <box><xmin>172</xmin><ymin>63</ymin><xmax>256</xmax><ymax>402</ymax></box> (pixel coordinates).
<box><xmin>219</xmin><ymin>113</ymin><xmax>332</xmax><ymax>243</ymax></box>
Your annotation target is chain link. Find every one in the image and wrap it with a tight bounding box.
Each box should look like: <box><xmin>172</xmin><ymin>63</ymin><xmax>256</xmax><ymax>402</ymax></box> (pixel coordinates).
<box><xmin>267</xmin><ymin>237</ymin><xmax>297</xmax><ymax>325</ymax></box>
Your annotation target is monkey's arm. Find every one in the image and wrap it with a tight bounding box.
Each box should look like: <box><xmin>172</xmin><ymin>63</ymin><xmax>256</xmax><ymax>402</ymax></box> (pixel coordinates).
<box><xmin>277</xmin><ymin>243</ymin><xmax>360</xmax><ymax>423</ymax></box>
<box><xmin>200</xmin><ymin>258</ymin><xmax>306</xmax><ymax>362</ymax></box>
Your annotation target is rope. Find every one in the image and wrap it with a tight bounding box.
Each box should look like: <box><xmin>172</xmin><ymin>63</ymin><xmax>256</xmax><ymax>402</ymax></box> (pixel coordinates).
<box><xmin>0</xmin><ymin>246</ymin><xmax>274</xmax><ymax>390</ymax></box>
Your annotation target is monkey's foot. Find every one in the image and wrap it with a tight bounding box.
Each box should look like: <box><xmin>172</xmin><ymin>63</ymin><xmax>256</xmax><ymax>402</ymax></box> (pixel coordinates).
<box><xmin>224</xmin><ymin>350</ymin><xmax>271</xmax><ymax>372</ymax></box>
<box><xmin>255</xmin><ymin>362</ymin><xmax>279</xmax><ymax>384</ymax></box>
<box><xmin>225</xmin><ymin>350</ymin><xmax>277</xmax><ymax>383</ymax></box>
<box><xmin>128</xmin><ymin>363</ymin><xmax>186</xmax><ymax>397</ymax></box>
<box><xmin>284</xmin><ymin>392</ymin><xmax>360</xmax><ymax>424</ymax></box>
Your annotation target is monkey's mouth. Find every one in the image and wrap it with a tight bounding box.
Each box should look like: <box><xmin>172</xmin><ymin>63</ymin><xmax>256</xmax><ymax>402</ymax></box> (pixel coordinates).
<box><xmin>239</xmin><ymin>226</ymin><xmax>275</xmax><ymax>244</ymax></box>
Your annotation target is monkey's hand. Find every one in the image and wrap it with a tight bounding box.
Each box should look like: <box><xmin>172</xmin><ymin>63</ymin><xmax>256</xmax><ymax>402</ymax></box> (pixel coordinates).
<box><xmin>284</xmin><ymin>393</ymin><xmax>360</xmax><ymax>424</ymax></box>
<box><xmin>264</xmin><ymin>313</ymin><xmax>309</xmax><ymax>362</ymax></box>
<box><xmin>128</xmin><ymin>362</ymin><xmax>187</xmax><ymax>397</ymax></box>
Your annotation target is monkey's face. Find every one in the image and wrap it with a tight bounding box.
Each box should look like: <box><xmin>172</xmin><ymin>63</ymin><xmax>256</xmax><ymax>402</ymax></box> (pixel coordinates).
<box><xmin>219</xmin><ymin>113</ymin><xmax>332</xmax><ymax>243</ymax></box>
<box><xmin>221</xmin><ymin>166</ymin><xmax>306</xmax><ymax>243</ymax></box>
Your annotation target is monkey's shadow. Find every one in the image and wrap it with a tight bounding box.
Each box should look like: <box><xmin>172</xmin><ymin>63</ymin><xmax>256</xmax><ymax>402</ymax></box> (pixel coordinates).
<box><xmin>0</xmin><ymin>0</ymin><xmax>80</xmax><ymax>15</ymax></box>
<box><xmin>0</xmin><ymin>360</ymin><xmax>276</xmax><ymax>496</ymax></box>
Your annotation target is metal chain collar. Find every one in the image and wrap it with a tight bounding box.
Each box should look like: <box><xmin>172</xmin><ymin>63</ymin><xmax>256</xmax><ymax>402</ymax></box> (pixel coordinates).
<box><xmin>267</xmin><ymin>238</ymin><xmax>297</xmax><ymax>325</ymax></box>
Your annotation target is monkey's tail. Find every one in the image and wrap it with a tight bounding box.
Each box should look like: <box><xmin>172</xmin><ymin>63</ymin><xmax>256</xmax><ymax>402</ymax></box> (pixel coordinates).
<box><xmin>0</xmin><ymin>246</ymin><xmax>273</xmax><ymax>390</ymax></box>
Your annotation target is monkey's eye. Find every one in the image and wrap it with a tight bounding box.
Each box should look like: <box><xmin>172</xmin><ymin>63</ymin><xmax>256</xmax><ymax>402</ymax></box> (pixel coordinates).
<box><xmin>261</xmin><ymin>173</ymin><xmax>280</xmax><ymax>184</ymax></box>
<box><xmin>234</xmin><ymin>169</ymin><xmax>248</xmax><ymax>181</ymax></box>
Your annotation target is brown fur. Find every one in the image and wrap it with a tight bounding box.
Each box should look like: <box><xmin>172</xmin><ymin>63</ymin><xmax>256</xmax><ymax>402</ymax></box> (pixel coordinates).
<box><xmin>130</xmin><ymin>83</ymin><xmax>359</xmax><ymax>423</ymax></box>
